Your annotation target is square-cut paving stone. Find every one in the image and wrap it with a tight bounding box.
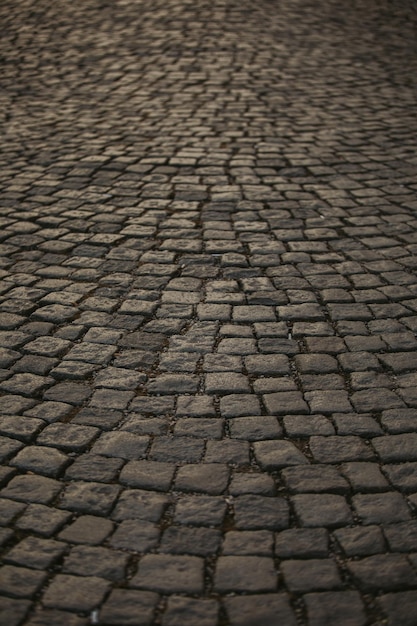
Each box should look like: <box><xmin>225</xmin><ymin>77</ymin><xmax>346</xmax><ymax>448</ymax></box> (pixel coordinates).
<box><xmin>0</xmin><ymin>565</ymin><xmax>47</xmax><ymax>599</ymax></box>
<box><xmin>351</xmin><ymin>388</ymin><xmax>405</xmax><ymax>412</ymax></box>
<box><xmin>382</xmin><ymin>463</ymin><xmax>417</xmax><ymax>492</ymax></box>
<box><xmin>280</xmin><ymin>559</ymin><xmax>342</xmax><ymax>593</ymax></box>
<box><xmin>15</xmin><ymin>503</ymin><xmax>71</xmax><ymax>537</ymax></box>
<box><xmin>220</xmin><ymin>394</ymin><xmax>261</xmax><ymax>417</ymax></box>
<box><xmin>94</xmin><ymin>367</ymin><xmax>146</xmax><ymax>390</ymax></box>
<box><xmin>217</xmin><ymin>338</ymin><xmax>257</xmax><ymax>354</ymax></box>
<box><xmin>352</xmin><ymin>493</ymin><xmax>411</xmax><ymax>524</ymax></box>
<box><xmin>111</xmin><ymin>489</ymin><xmax>169</xmax><ymax>523</ymax></box>
<box><xmin>58</xmin><ymin>481</ymin><xmax>120</xmax><ymax>516</ymax></box>
<box><xmin>42</xmin><ymin>574</ymin><xmax>111</xmax><ymax>611</ymax></box>
<box><xmin>214</xmin><ymin>556</ymin><xmax>276</xmax><ymax>592</ymax></box>
<box><xmin>58</xmin><ymin>515</ymin><xmax>114</xmax><ymax>545</ymax></box>
<box><xmin>224</xmin><ymin>594</ymin><xmax>297</xmax><ymax>626</ymax></box>
<box><xmin>275</xmin><ymin>528</ymin><xmax>329</xmax><ymax>559</ymax></box>
<box><xmin>109</xmin><ymin>520</ymin><xmax>160</xmax><ymax>552</ymax></box>
<box><xmin>174</xmin><ymin>418</ymin><xmax>223</xmax><ymax>440</ymax></box>
<box><xmin>294</xmin><ymin>354</ymin><xmax>339</xmax><ymax>374</ymax></box>
<box><xmin>0</xmin><ymin>597</ymin><xmax>31</xmax><ymax>626</ymax></box>
<box><xmin>176</xmin><ymin>395</ymin><xmax>216</xmax><ymax>417</ymax></box>
<box><xmin>149</xmin><ymin>436</ymin><xmax>205</xmax><ymax>463</ymax></box>
<box><xmin>72</xmin><ymin>408</ymin><xmax>123</xmax><ymax>430</ymax></box>
<box><xmin>333</xmin><ymin>413</ymin><xmax>383</xmax><ymax>436</ymax></box>
<box><xmin>89</xmin><ymin>389</ymin><xmax>135</xmax><ymax>410</ymax></box>
<box><xmin>0</xmin><ymin>394</ymin><xmax>36</xmax><ymax>414</ymax></box>
<box><xmin>159</xmin><ymin>526</ymin><xmax>221</xmax><ymax>556</ymax></box>
<box><xmin>2</xmin><ymin>474</ymin><xmax>62</xmax><ymax>504</ymax></box>
<box><xmin>174</xmin><ymin>463</ymin><xmax>229</xmax><ymax>494</ymax></box>
<box><xmin>229</xmin><ymin>472</ymin><xmax>275</xmax><ymax>495</ymax></box>
<box><xmin>25</xmin><ymin>401</ymin><xmax>73</xmax><ymax>423</ymax></box>
<box><xmin>36</xmin><ymin>423</ymin><xmax>99</xmax><ymax>451</ymax></box>
<box><xmin>378</xmin><ymin>591</ymin><xmax>417</xmax><ymax>626</ymax></box>
<box><xmin>228</xmin><ymin>416</ymin><xmax>282</xmax><ymax>440</ymax></box>
<box><xmin>347</xmin><ymin>555</ymin><xmax>417</xmax><ymax>591</ymax></box>
<box><xmin>147</xmin><ymin>374</ymin><xmax>200</xmax><ymax>395</ymax></box>
<box><xmin>130</xmin><ymin>395</ymin><xmax>175</xmax><ymax>415</ymax></box>
<box><xmin>205</xmin><ymin>372</ymin><xmax>250</xmax><ymax>394</ymax></box>
<box><xmin>62</xmin><ymin>545</ymin><xmax>128</xmax><ymax>581</ymax></box>
<box><xmin>292</xmin><ymin>494</ymin><xmax>352</xmax><ymax>527</ymax></box>
<box><xmin>63</xmin><ymin>342</ymin><xmax>116</xmax><ymax>364</ymax></box>
<box><xmin>372</xmin><ymin>433</ymin><xmax>417</xmax><ymax>462</ymax></box>
<box><xmin>32</xmin><ymin>304</ymin><xmax>79</xmax><ymax>323</ymax></box>
<box><xmin>173</xmin><ymin>496</ymin><xmax>227</xmax><ymax>526</ymax></box>
<box><xmin>254</xmin><ymin>440</ymin><xmax>308</xmax><ymax>469</ymax></box>
<box><xmin>64</xmin><ymin>453</ymin><xmax>124</xmax><ymax>483</ymax></box>
<box><xmin>205</xmin><ymin>439</ymin><xmax>250</xmax><ymax>465</ymax></box>
<box><xmin>282</xmin><ymin>466</ymin><xmax>349</xmax><ymax>493</ymax></box>
<box><xmin>244</xmin><ymin>354</ymin><xmax>290</xmax><ymax>375</ymax></box>
<box><xmin>99</xmin><ymin>589</ymin><xmax>159</xmax><ymax>626</ymax></box>
<box><xmin>121</xmin><ymin>416</ymin><xmax>168</xmax><ymax>437</ymax></box>
<box><xmin>305</xmin><ymin>390</ymin><xmax>352</xmax><ymax>413</ymax></box>
<box><xmin>91</xmin><ymin>432</ymin><xmax>149</xmax><ymax>460</ymax></box>
<box><xmin>120</xmin><ymin>460</ymin><xmax>175</xmax><ymax>491</ymax></box>
<box><xmin>0</xmin><ymin>415</ymin><xmax>45</xmax><ymax>442</ymax></box>
<box><xmin>43</xmin><ymin>381</ymin><xmax>92</xmax><ymax>405</ymax></box>
<box><xmin>333</xmin><ymin>526</ymin><xmax>386</xmax><ymax>557</ymax></box>
<box><xmin>0</xmin><ymin>373</ymin><xmax>54</xmax><ymax>396</ymax></box>
<box><xmin>309</xmin><ymin>436</ymin><xmax>374</xmax><ymax>463</ymax></box>
<box><xmin>233</xmin><ymin>495</ymin><xmax>289</xmax><ymax>530</ymax></box>
<box><xmin>232</xmin><ymin>306</ymin><xmax>276</xmax><ymax>322</ymax></box>
<box><xmin>159</xmin><ymin>352</ymin><xmax>199</xmax><ymax>373</ymax></box>
<box><xmin>305</xmin><ymin>591</ymin><xmax>367</xmax><ymax>626</ymax></box>
<box><xmin>283</xmin><ymin>415</ymin><xmax>335</xmax><ymax>437</ymax></box>
<box><xmin>10</xmin><ymin>446</ymin><xmax>69</xmax><ymax>477</ymax></box>
<box><xmin>0</xmin><ymin>498</ymin><xmax>25</xmax><ymax>526</ymax></box>
<box><xmin>263</xmin><ymin>391</ymin><xmax>309</xmax><ymax>415</ymax></box>
<box><xmin>12</xmin><ymin>354</ymin><xmax>57</xmax><ymax>375</ymax></box>
<box><xmin>340</xmin><ymin>461</ymin><xmax>390</xmax><ymax>493</ymax></box>
<box><xmin>23</xmin><ymin>336</ymin><xmax>72</xmax><ymax>356</ymax></box>
<box><xmin>130</xmin><ymin>555</ymin><xmax>204</xmax><ymax>593</ymax></box>
<box><xmin>4</xmin><ymin>536</ymin><xmax>66</xmax><ymax>570</ymax></box>
<box><xmin>203</xmin><ymin>354</ymin><xmax>243</xmax><ymax>373</ymax></box>
<box><xmin>162</xmin><ymin>596</ymin><xmax>219</xmax><ymax>626</ymax></box>
<box><xmin>222</xmin><ymin>530</ymin><xmax>274</xmax><ymax>556</ymax></box>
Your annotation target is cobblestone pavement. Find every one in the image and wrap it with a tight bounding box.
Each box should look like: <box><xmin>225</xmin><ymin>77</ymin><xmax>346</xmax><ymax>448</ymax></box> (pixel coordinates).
<box><xmin>1</xmin><ymin>0</ymin><xmax>417</xmax><ymax>624</ymax></box>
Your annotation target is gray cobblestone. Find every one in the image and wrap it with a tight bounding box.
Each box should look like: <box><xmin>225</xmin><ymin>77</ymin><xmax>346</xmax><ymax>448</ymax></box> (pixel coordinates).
<box><xmin>130</xmin><ymin>554</ymin><xmax>204</xmax><ymax>594</ymax></box>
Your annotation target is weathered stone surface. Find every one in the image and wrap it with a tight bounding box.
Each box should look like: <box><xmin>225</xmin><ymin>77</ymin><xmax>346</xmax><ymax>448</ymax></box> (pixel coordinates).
<box><xmin>1</xmin><ymin>0</ymin><xmax>417</xmax><ymax>622</ymax></box>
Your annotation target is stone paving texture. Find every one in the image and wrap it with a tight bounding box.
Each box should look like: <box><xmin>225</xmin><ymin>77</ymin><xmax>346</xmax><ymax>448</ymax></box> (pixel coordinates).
<box><xmin>0</xmin><ymin>0</ymin><xmax>417</xmax><ymax>624</ymax></box>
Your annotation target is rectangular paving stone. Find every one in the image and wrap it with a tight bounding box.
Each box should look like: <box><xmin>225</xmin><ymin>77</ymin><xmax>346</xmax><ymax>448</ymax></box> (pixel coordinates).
<box><xmin>304</xmin><ymin>591</ymin><xmax>367</xmax><ymax>626</ymax></box>
<box><xmin>1</xmin><ymin>474</ymin><xmax>62</xmax><ymax>504</ymax></box>
<box><xmin>263</xmin><ymin>391</ymin><xmax>309</xmax><ymax>415</ymax></box>
<box><xmin>99</xmin><ymin>589</ymin><xmax>159</xmax><ymax>626</ymax></box>
<box><xmin>0</xmin><ymin>565</ymin><xmax>47</xmax><ymax>599</ymax></box>
<box><xmin>280</xmin><ymin>559</ymin><xmax>342</xmax><ymax>593</ymax></box>
<box><xmin>42</xmin><ymin>574</ymin><xmax>111</xmax><ymax>612</ymax></box>
<box><xmin>292</xmin><ymin>494</ymin><xmax>353</xmax><ymax>527</ymax></box>
<box><xmin>275</xmin><ymin>528</ymin><xmax>329</xmax><ymax>559</ymax></box>
<box><xmin>130</xmin><ymin>555</ymin><xmax>204</xmax><ymax>594</ymax></box>
<box><xmin>36</xmin><ymin>423</ymin><xmax>99</xmax><ymax>452</ymax></box>
<box><xmin>91</xmin><ymin>432</ymin><xmax>149</xmax><ymax>460</ymax></box>
<box><xmin>372</xmin><ymin>433</ymin><xmax>417</xmax><ymax>462</ymax></box>
<box><xmin>347</xmin><ymin>554</ymin><xmax>417</xmax><ymax>591</ymax></box>
<box><xmin>334</xmin><ymin>525</ymin><xmax>386</xmax><ymax>557</ymax></box>
<box><xmin>4</xmin><ymin>536</ymin><xmax>66</xmax><ymax>570</ymax></box>
<box><xmin>309</xmin><ymin>436</ymin><xmax>374</xmax><ymax>463</ymax></box>
<box><xmin>224</xmin><ymin>595</ymin><xmax>297</xmax><ymax>626</ymax></box>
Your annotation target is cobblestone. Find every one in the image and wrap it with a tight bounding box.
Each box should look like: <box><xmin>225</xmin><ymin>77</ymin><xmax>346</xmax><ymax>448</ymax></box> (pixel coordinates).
<box><xmin>1</xmin><ymin>0</ymin><xmax>417</xmax><ymax>622</ymax></box>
